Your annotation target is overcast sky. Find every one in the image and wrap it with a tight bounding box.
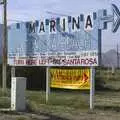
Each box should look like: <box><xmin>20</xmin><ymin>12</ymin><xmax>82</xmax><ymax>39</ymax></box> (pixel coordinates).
<box><xmin>0</xmin><ymin>0</ymin><xmax>120</xmax><ymax>52</ymax></box>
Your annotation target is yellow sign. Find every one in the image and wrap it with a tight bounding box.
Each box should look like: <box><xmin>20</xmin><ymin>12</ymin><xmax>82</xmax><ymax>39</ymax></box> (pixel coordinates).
<box><xmin>50</xmin><ymin>68</ymin><xmax>90</xmax><ymax>89</ymax></box>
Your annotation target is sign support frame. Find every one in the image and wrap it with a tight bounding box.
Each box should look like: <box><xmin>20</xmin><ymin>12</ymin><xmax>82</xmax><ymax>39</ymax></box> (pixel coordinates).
<box><xmin>90</xmin><ymin>67</ymin><xmax>95</xmax><ymax>110</ymax></box>
<box><xmin>11</xmin><ymin>66</ymin><xmax>15</xmax><ymax>77</ymax></box>
<box><xmin>46</xmin><ymin>67</ymin><xmax>51</xmax><ymax>103</ymax></box>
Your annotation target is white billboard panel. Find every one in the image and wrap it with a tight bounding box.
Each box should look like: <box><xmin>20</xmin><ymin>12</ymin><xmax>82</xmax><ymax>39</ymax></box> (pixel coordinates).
<box><xmin>8</xmin><ymin>11</ymin><xmax>106</xmax><ymax>66</ymax></box>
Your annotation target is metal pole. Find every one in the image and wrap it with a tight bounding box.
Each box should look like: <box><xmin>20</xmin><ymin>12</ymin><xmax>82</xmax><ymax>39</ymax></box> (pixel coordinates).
<box><xmin>90</xmin><ymin>67</ymin><xmax>95</xmax><ymax>110</ymax></box>
<box><xmin>11</xmin><ymin>66</ymin><xmax>15</xmax><ymax>77</ymax></box>
<box><xmin>117</xmin><ymin>44</ymin><xmax>119</xmax><ymax>68</ymax></box>
<box><xmin>46</xmin><ymin>67</ymin><xmax>50</xmax><ymax>103</ymax></box>
<box><xmin>2</xmin><ymin>0</ymin><xmax>7</xmax><ymax>92</ymax></box>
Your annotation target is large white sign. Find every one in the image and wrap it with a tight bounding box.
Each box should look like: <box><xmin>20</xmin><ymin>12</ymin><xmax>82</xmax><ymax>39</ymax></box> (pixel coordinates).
<box><xmin>8</xmin><ymin>9</ymin><xmax>109</xmax><ymax>66</ymax></box>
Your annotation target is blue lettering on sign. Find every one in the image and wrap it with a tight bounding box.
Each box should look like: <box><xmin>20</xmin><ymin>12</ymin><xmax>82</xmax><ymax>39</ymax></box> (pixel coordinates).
<box><xmin>25</xmin><ymin>4</ymin><xmax>120</xmax><ymax>34</ymax></box>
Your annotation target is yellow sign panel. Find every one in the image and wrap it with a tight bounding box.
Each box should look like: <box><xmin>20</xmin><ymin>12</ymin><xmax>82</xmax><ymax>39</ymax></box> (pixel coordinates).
<box><xmin>50</xmin><ymin>68</ymin><xmax>90</xmax><ymax>89</ymax></box>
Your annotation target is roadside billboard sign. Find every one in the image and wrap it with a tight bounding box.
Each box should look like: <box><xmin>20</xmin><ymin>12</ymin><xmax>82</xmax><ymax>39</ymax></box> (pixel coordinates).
<box><xmin>8</xmin><ymin>4</ymin><xmax>120</xmax><ymax>66</ymax></box>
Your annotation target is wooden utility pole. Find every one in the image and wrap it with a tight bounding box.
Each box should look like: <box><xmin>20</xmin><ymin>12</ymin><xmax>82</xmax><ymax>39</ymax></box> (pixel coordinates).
<box><xmin>1</xmin><ymin>0</ymin><xmax>7</xmax><ymax>92</ymax></box>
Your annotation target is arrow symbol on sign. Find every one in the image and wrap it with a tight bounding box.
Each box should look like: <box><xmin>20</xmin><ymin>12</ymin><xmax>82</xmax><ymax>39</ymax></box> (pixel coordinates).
<box><xmin>82</xmin><ymin>73</ymin><xmax>88</xmax><ymax>83</ymax></box>
<box><xmin>112</xmin><ymin>4</ymin><xmax>120</xmax><ymax>33</ymax></box>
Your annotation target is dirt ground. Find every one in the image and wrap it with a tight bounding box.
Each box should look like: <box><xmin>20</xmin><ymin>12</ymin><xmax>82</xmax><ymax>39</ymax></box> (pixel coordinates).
<box><xmin>1</xmin><ymin>90</ymin><xmax>120</xmax><ymax>120</ymax></box>
<box><xmin>0</xmin><ymin>108</ymin><xmax>120</xmax><ymax>120</ymax></box>
<box><xmin>0</xmin><ymin>89</ymin><xmax>120</xmax><ymax>120</ymax></box>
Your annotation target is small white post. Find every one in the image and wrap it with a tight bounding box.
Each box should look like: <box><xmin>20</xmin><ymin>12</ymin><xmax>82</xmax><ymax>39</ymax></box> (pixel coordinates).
<box><xmin>90</xmin><ymin>67</ymin><xmax>95</xmax><ymax>110</ymax></box>
<box><xmin>46</xmin><ymin>67</ymin><xmax>50</xmax><ymax>103</ymax></box>
<box><xmin>11</xmin><ymin>77</ymin><xmax>26</xmax><ymax>111</ymax></box>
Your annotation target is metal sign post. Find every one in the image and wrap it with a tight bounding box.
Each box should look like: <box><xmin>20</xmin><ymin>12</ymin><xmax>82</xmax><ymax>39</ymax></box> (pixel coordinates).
<box><xmin>46</xmin><ymin>67</ymin><xmax>50</xmax><ymax>103</ymax></box>
<box><xmin>90</xmin><ymin>67</ymin><xmax>95</xmax><ymax>110</ymax></box>
<box><xmin>11</xmin><ymin>66</ymin><xmax>15</xmax><ymax>77</ymax></box>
